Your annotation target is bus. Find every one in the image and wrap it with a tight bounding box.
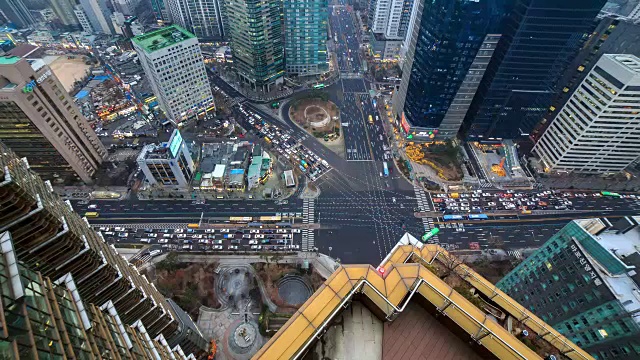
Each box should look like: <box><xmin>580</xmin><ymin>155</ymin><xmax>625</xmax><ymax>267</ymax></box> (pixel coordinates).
<box><xmin>301</xmin><ymin>160</ymin><xmax>309</xmax><ymax>169</ymax></box>
<box><xmin>368</xmin><ymin>115</ymin><xmax>374</xmax><ymax>124</ymax></box>
<box><xmin>84</xmin><ymin>212</ymin><xmax>99</xmax><ymax>218</ymax></box>
<box><xmin>601</xmin><ymin>191</ymin><xmax>621</xmax><ymax>198</ymax></box>
<box><xmin>421</xmin><ymin>228</ymin><xmax>440</xmax><ymax>243</ymax></box>
<box><xmin>382</xmin><ymin>161</ymin><xmax>389</xmax><ymax>177</ymax></box>
<box><xmin>468</xmin><ymin>214</ymin><xmax>489</xmax><ymax>220</ymax></box>
<box><xmin>187</xmin><ymin>223</ymin><xmax>199</xmax><ymax>229</ymax></box>
<box><xmin>312</xmin><ymin>83</ymin><xmax>325</xmax><ymax>89</ymax></box>
<box><xmin>443</xmin><ymin>215</ymin><xmax>464</xmax><ymax>221</ymax></box>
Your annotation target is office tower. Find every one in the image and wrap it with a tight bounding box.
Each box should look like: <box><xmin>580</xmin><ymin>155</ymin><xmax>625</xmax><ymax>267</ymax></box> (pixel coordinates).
<box><xmin>464</xmin><ymin>0</ymin><xmax>607</xmax><ymax>141</ymax></box>
<box><xmin>48</xmin><ymin>0</ymin><xmax>81</xmax><ymax>28</ymax></box>
<box><xmin>533</xmin><ymin>54</ymin><xmax>640</xmax><ymax>174</ymax></box>
<box><xmin>0</xmin><ymin>53</ymin><xmax>106</xmax><ymax>183</ymax></box>
<box><xmin>79</xmin><ymin>0</ymin><xmax>115</xmax><ymax>34</ymax></box>
<box><xmin>498</xmin><ymin>217</ymin><xmax>640</xmax><ymax>359</ymax></box>
<box><xmin>368</xmin><ymin>0</ymin><xmax>415</xmax><ymax>60</ymax></box>
<box><xmin>74</xmin><ymin>4</ymin><xmax>94</xmax><ymax>33</ymax></box>
<box><xmin>226</xmin><ymin>0</ymin><xmax>284</xmax><ymax>92</ymax></box>
<box><xmin>165</xmin><ymin>0</ymin><xmax>227</xmax><ymax>40</ymax></box>
<box><xmin>532</xmin><ymin>16</ymin><xmax>640</xmax><ymax>141</ymax></box>
<box><xmin>0</xmin><ymin>140</ymin><xmax>210</xmax><ymax>356</ymax></box>
<box><xmin>132</xmin><ymin>25</ymin><xmax>214</xmax><ymax>124</ymax></box>
<box><xmin>283</xmin><ymin>0</ymin><xmax>328</xmax><ymax>76</ymax></box>
<box><xmin>392</xmin><ymin>0</ymin><xmax>504</xmax><ymax>141</ymax></box>
<box><xmin>255</xmin><ymin>233</ymin><xmax>592</xmax><ymax>360</ymax></box>
<box><xmin>137</xmin><ymin>130</ymin><xmax>195</xmax><ymax>188</ymax></box>
<box><xmin>0</xmin><ymin>0</ymin><xmax>36</xmax><ymax>28</ymax></box>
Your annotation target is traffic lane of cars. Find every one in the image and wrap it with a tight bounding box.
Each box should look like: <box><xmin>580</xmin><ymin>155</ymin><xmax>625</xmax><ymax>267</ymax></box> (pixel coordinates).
<box><xmin>236</xmin><ymin>105</ymin><xmax>332</xmax><ymax>181</ymax></box>
<box><xmin>431</xmin><ymin>190</ymin><xmax>640</xmax><ymax>214</ymax></box>
<box><xmin>97</xmin><ymin>226</ymin><xmax>301</xmax><ymax>252</ymax></box>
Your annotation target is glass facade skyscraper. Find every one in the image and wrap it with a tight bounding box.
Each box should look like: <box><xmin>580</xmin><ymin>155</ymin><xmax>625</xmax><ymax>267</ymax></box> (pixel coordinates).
<box><xmin>284</xmin><ymin>0</ymin><xmax>329</xmax><ymax>76</ymax></box>
<box><xmin>226</xmin><ymin>0</ymin><xmax>284</xmax><ymax>92</ymax></box>
<box><xmin>464</xmin><ymin>0</ymin><xmax>607</xmax><ymax>141</ymax></box>
<box><xmin>393</xmin><ymin>0</ymin><xmax>506</xmax><ymax>140</ymax></box>
<box><xmin>497</xmin><ymin>218</ymin><xmax>640</xmax><ymax>359</ymax></box>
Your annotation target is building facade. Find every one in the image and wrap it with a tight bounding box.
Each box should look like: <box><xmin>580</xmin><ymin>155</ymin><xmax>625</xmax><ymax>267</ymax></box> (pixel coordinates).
<box><xmin>0</xmin><ymin>140</ymin><xmax>209</xmax><ymax>357</ymax></box>
<box><xmin>0</xmin><ymin>55</ymin><xmax>106</xmax><ymax>183</ymax></box>
<box><xmin>74</xmin><ymin>4</ymin><xmax>95</xmax><ymax>33</ymax></box>
<box><xmin>49</xmin><ymin>0</ymin><xmax>81</xmax><ymax>28</ymax></box>
<box><xmin>132</xmin><ymin>25</ymin><xmax>214</xmax><ymax>124</ymax></box>
<box><xmin>79</xmin><ymin>0</ymin><xmax>115</xmax><ymax>34</ymax></box>
<box><xmin>164</xmin><ymin>0</ymin><xmax>227</xmax><ymax>40</ymax></box>
<box><xmin>283</xmin><ymin>0</ymin><xmax>328</xmax><ymax>76</ymax></box>
<box><xmin>226</xmin><ymin>0</ymin><xmax>284</xmax><ymax>92</ymax></box>
<box><xmin>0</xmin><ymin>0</ymin><xmax>35</xmax><ymax>28</ymax></box>
<box><xmin>369</xmin><ymin>0</ymin><xmax>414</xmax><ymax>40</ymax></box>
<box><xmin>463</xmin><ymin>0</ymin><xmax>608</xmax><ymax>141</ymax></box>
<box><xmin>497</xmin><ymin>217</ymin><xmax>640</xmax><ymax>359</ymax></box>
<box><xmin>137</xmin><ymin>130</ymin><xmax>196</xmax><ymax>189</ymax></box>
<box><xmin>392</xmin><ymin>0</ymin><xmax>504</xmax><ymax>141</ymax></box>
<box><xmin>533</xmin><ymin>54</ymin><xmax>640</xmax><ymax>174</ymax></box>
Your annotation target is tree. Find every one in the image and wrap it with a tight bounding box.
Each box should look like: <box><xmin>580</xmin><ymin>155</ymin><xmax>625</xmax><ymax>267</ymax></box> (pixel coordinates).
<box><xmin>156</xmin><ymin>252</ymin><xmax>179</xmax><ymax>272</ymax></box>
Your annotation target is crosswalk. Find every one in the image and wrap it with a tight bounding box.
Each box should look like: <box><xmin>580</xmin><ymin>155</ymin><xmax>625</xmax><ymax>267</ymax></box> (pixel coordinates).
<box><xmin>302</xmin><ymin>199</ymin><xmax>315</xmax><ymax>251</ymax></box>
<box><xmin>227</xmin><ymin>97</ymin><xmax>246</xmax><ymax>108</ymax></box>
<box><xmin>414</xmin><ymin>184</ymin><xmax>438</xmax><ymax>243</ymax></box>
<box><xmin>478</xmin><ymin>179</ymin><xmax>493</xmax><ymax>189</ymax></box>
<box><xmin>507</xmin><ymin>250</ymin><xmax>523</xmax><ymax>260</ymax></box>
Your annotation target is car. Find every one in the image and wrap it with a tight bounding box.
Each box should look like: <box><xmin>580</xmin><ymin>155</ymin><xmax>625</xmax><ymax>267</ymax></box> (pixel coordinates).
<box><xmin>255</xmin><ymin>234</ymin><xmax>264</xmax><ymax>238</ymax></box>
<box><xmin>212</xmin><ymin>245</ymin><xmax>223</xmax><ymax>250</ymax></box>
<box><xmin>174</xmin><ymin>229</ymin><xmax>184</xmax><ymax>233</ymax></box>
<box><xmin>140</xmin><ymin>238</ymin><xmax>151</xmax><ymax>243</ymax></box>
<box><xmin>182</xmin><ymin>244</ymin><xmax>193</xmax><ymax>250</ymax></box>
<box><xmin>249</xmin><ymin>239</ymin><xmax>258</xmax><ymax>244</ymax></box>
<box><xmin>118</xmin><ymin>232</ymin><xmax>128</xmax><ymax>238</ymax></box>
<box><xmin>148</xmin><ymin>233</ymin><xmax>158</xmax><ymax>238</ymax></box>
<box><xmin>87</xmin><ymin>204</ymin><xmax>98</xmax><ymax>209</ymax></box>
<box><xmin>98</xmin><ymin>226</ymin><xmax>110</xmax><ymax>231</ymax></box>
<box><xmin>176</xmin><ymin>234</ymin><xmax>187</xmax><ymax>238</ymax></box>
<box><xmin>251</xmin><ymin>245</ymin><xmax>262</xmax><ymax>250</ymax></box>
<box><xmin>220</xmin><ymin>228</ymin><xmax>230</xmax><ymax>233</ymax></box>
<box><xmin>205</xmin><ymin>229</ymin><xmax>215</xmax><ymax>233</ymax></box>
<box><xmin>149</xmin><ymin>249</ymin><xmax>162</xmax><ymax>257</ymax></box>
<box><xmin>158</xmin><ymin>238</ymin><xmax>169</xmax><ymax>243</ymax></box>
<box><xmin>288</xmin><ymin>244</ymin><xmax>300</xmax><ymax>250</ymax></box>
<box><xmin>212</xmin><ymin>239</ymin><xmax>223</xmax><ymax>245</ymax></box>
<box><xmin>250</xmin><ymin>229</ymin><xmax>260</xmax><ymax>233</ymax></box>
<box><xmin>228</xmin><ymin>245</ymin><xmax>238</xmax><ymax>250</ymax></box>
<box><xmin>114</xmin><ymin>227</ymin><xmax>126</xmax><ymax>232</ymax></box>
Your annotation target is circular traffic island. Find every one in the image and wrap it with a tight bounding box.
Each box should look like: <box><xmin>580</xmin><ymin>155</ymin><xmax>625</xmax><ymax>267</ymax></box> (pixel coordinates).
<box><xmin>289</xmin><ymin>98</ymin><xmax>340</xmax><ymax>140</ymax></box>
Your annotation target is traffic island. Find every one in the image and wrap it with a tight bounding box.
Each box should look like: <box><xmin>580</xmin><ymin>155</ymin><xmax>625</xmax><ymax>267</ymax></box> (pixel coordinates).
<box><xmin>288</xmin><ymin>96</ymin><xmax>345</xmax><ymax>156</ymax></box>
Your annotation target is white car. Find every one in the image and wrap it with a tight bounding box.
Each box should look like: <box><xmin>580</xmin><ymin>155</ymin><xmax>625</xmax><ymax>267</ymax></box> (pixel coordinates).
<box><xmin>228</xmin><ymin>245</ymin><xmax>238</xmax><ymax>250</ymax></box>
<box><xmin>250</xmin><ymin>229</ymin><xmax>260</xmax><ymax>233</ymax></box>
<box><xmin>176</xmin><ymin>234</ymin><xmax>187</xmax><ymax>238</ymax></box>
<box><xmin>158</xmin><ymin>238</ymin><xmax>169</xmax><ymax>243</ymax></box>
<box><xmin>88</xmin><ymin>204</ymin><xmax>98</xmax><ymax>209</ymax></box>
<box><xmin>205</xmin><ymin>229</ymin><xmax>215</xmax><ymax>233</ymax></box>
<box><xmin>114</xmin><ymin>227</ymin><xmax>126</xmax><ymax>232</ymax></box>
<box><xmin>212</xmin><ymin>245</ymin><xmax>223</xmax><ymax>250</ymax></box>
<box><xmin>140</xmin><ymin>238</ymin><xmax>152</xmax><ymax>243</ymax></box>
<box><xmin>249</xmin><ymin>239</ymin><xmax>258</xmax><ymax>245</ymax></box>
<box><xmin>220</xmin><ymin>228</ymin><xmax>230</xmax><ymax>233</ymax></box>
<box><xmin>251</xmin><ymin>245</ymin><xmax>262</xmax><ymax>250</ymax></box>
<box><xmin>255</xmin><ymin>234</ymin><xmax>264</xmax><ymax>239</ymax></box>
<box><xmin>174</xmin><ymin>229</ymin><xmax>184</xmax><ymax>233</ymax></box>
<box><xmin>98</xmin><ymin>227</ymin><xmax>110</xmax><ymax>231</ymax></box>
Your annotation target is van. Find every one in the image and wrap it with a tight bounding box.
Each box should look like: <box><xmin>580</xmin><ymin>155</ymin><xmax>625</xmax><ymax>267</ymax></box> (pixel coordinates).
<box><xmin>162</xmin><ymin>234</ymin><xmax>173</xmax><ymax>238</ymax></box>
<box><xmin>87</xmin><ymin>204</ymin><xmax>98</xmax><ymax>209</ymax></box>
<box><xmin>149</xmin><ymin>250</ymin><xmax>162</xmax><ymax>257</ymax></box>
<box><xmin>140</xmin><ymin>238</ymin><xmax>151</xmax><ymax>243</ymax></box>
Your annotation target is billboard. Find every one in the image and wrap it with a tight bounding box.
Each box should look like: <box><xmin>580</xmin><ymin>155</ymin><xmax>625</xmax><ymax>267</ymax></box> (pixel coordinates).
<box><xmin>168</xmin><ymin>130</ymin><xmax>183</xmax><ymax>158</ymax></box>
<box><xmin>400</xmin><ymin>112</ymin><xmax>410</xmax><ymax>134</ymax></box>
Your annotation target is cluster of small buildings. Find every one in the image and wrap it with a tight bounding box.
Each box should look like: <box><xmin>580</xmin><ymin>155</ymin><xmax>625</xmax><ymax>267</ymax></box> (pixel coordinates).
<box><xmin>195</xmin><ymin>142</ymin><xmax>272</xmax><ymax>193</ymax></box>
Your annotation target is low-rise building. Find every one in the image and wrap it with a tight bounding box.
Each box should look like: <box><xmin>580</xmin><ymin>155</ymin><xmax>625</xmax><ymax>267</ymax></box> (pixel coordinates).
<box><xmin>137</xmin><ymin>129</ymin><xmax>195</xmax><ymax>189</ymax></box>
<box><xmin>284</xmin><ymin>169</ymin><xmax>295</xmax><ymax>187</ymax></box>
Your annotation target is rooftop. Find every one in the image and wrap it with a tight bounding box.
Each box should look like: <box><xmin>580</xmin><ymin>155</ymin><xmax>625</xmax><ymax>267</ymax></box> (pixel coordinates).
<box><xmin>0</xmin><ymin>56</ymin><xmax>21</xmax><ymax>65</ymax></box>
<box><xmin>253</xmin><ymin>234</ymin><xmax>593</xmax><ymax>360</ymax></box>
<box><xmin>608</xmin><ymin>54</ymin><xmax>640</xmax><ymax>74</ymax></box>
<box><xmin>132</xmin><ymin>25</ymin><xmax>196</xmax><ymax>53</ymax></box>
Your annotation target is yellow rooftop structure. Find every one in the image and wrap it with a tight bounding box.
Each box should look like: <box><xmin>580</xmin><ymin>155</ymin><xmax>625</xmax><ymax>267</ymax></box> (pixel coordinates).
<box><xmin>252</xmin><ymin>233</ymin><xmax>594</xmax><ymax>360</ymax></box>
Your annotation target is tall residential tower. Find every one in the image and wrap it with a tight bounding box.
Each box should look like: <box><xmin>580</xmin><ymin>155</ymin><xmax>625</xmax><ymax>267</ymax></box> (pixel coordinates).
<box><xmin>165</xmin><ymin>0</ymin><xmax>227</xmax><ymax>40</ymax></box>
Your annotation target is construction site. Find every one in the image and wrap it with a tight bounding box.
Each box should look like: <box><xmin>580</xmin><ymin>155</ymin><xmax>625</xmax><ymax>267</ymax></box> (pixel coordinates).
<box><xmin>466</xmin><ymin>141</ymin><xmax>533</xmax><ymax>188</ymax></box>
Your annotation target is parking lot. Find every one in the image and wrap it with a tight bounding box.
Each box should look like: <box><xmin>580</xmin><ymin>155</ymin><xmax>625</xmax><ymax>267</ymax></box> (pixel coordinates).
<box><xmin>96</xmin><ymin>224</ymin><xmax>302</xmax><ymax>253</ymax></box>
<box><xmin>235</xmin><ymin>104</ymin><xmax>333</xmax><ymax>182</ymax></box>
<box><xmin>432</xmin><ymin>190</ymin><xmax>640</xmax><ymax>215</ymax></box>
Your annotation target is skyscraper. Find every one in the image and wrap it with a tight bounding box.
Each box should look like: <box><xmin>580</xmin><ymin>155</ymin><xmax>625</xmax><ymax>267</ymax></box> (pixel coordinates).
<box><xmin>0</xmin><ymin>52</ymin><xmax>106</xmax><ymax>183</ymax></box>
<box><xmin>79</xmin><ymin>0</ymin><xmax>115</xmax><ymax>34</ymax></box>
<box><xmin>497</xmin><ymin>217</ymin><xmax>640</xmax><ymax>359</ymax></box>
<box><xmin>132</xmin><ymin>25</ymin><xmax>214</xmax><ymax>125</ymax></box>
<box><xmin>464</xmin><ymin>0</ymin><xmax>608</xmax><ymax>141</ymax></box>
<box><xmin>0</xmin><ymin>0</ymin><xmax>36</xmax><ymax>28</ymax></box>
<box><xmin>392</xmin><ymin>0</ymin><xmax>505</xmax><ymax>141</ymax></box>
<box><xmin>226</xmin><ymin>0</ymin><xmax>284</xmax><ymax>92</ymax></box>
<box><xmin>74</xmin><ymin>4</ymin><xmax>94</xmax><ymax>33</ymax></box>
<box><xmin>368</xmin><ymin>0</ymin><xmax>415</xmax><ymax>60</ymax></box>
<box><xmin>137</xmin><ymin>129</ymin><xmax>196</xmax><ymax>189</ymax></box>
<box><xmin>283</xmin><ymin>0</ymin><xmax>329</xmax><ymax>76</ymax></box>
<box><xmin>0</xmin><ymin>140</ymin><xmax>210</xmax><ymax>356</ymax></box>
<box><xmin>48</xmin><ymin>0</ymin><xmax>81</xmax><ymax>29</ymax></box>
<box><xmin>164</xmin><ymin>0</ymin><xmax>227</xmax><ymax>40</ymax></box>
<box><xmin>533</xmin><ymin>54</ymin><xmax>640</xmax><ymax>174</ymax></box>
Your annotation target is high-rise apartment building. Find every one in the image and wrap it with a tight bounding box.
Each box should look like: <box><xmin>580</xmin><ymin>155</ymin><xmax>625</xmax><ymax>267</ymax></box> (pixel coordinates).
<box><xmin>137</xmin><ymin>129</ymin><xmax>196</xmax><ymax>189</ymax></box>
<box><xmin>0</xmin><ymin>140</ymin><xmax>209</xmax><ymax>357</ymax></box>
<box><xmin>74</xmin><ymin>5</ymin><xmax>94</xmax><ymax>33</ymax></box>
<box><xmin>283</xmin><ymin>0</ymin><xmax>328</xmax><ymax>76</ymax></box>
<box><xmin>498</xmin><ymin>217</ymin><xmax>640</xmax><ymax>359</ymax></box>
<box><xmin>79</xmin><ymin>0</ymin><xmax>115</xmax><ymax>34</ymax></box>
<box><xmin>464</xmin><ymin>0</ymin><xmax>607</xmax><ymax>141</ymax></box>
<box><xmin>0</xmin><ymin>53</ymin><xmax>106</xmax><ymax>183</ymax></box>
<box><xmin>368</xmin><ymin>0</ymin><xmax>415</xmax><ymax>60</ymax></box>
<box><xmin>0</xmin><ymin>0</ymin><xmax>36</xmax><ymax>28</ymax></box>
<box><xmin>533</xmin><ymin>54</ymin><xmax>640</xmax><ymax>174</ymax></box>
<box><xmin>132</xmin><ymin>25</ymin><xmax>214</xmax><ymax>124</ymax></box>
<box><xmin>165</xmin><ymin>0</ymin><xmax>227</xmax><ymax>40</ymax></box>
<box><xmin>392</xmin><ymin>0</ymin><xmax>504</xmax><ymax>141</ymax></box>
<box><xmin>48</xmin><ymin>0</ymin><xmax>81</xmax><ymax>28</ymax></box>
<box><xmin>226</xmin><ymin>0</ymin><xmax>284</xmax><ymax>92</ymax></box>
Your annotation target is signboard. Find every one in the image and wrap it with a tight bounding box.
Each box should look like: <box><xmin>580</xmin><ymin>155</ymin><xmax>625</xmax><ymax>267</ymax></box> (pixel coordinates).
<box><xmin>22</xmin><ymin>69</ymin><xmax>52</xmax><ymax>93</ymax></box>
<box><xmin>168</xmin><ymin>130</ymin><xmax>183</xmax><ymax>157</ymax></box>
<box><xmin>400</xmin><ymin>112</ymin><xmax>410</xmax><ymax>134</ymax></box>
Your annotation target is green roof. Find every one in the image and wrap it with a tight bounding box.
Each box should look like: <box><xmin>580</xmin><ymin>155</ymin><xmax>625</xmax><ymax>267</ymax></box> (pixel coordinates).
<box><xmin>0</xmin><ymin>56</ymin><xmax>21</xmax><ymax>65</ymax></box>
<box><xmin>131</xmin><ymin>25</ymin><xmax>196</xmax><ymax>53</ymax></box>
